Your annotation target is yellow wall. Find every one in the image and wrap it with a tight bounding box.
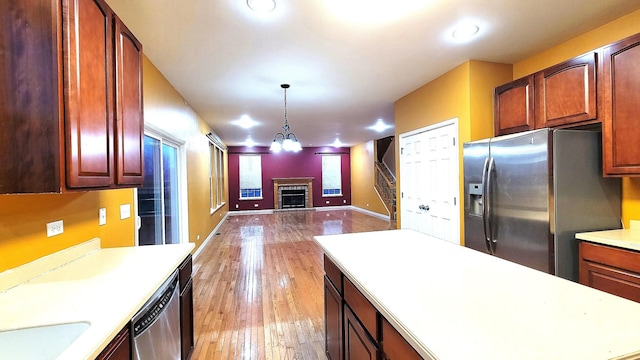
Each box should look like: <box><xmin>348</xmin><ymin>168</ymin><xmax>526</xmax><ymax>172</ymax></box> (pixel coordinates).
<box><xmin>393</xmin><ymin>60</ymin><xmax>511</xmax><ymax>241</ymax></box>
<box><xmin>0</xmin><ymin>189</ymin><xmax>136</xmax><ymax>271</ymax></box>
<box><xmin>512</xmin><ymin>8</ymin><xmax>640</xmax><ymax>228</ymax></box>
<box><xmin>142</xmin><ymin>57</ymin><xmax>229</xmax><ymax>250</ymax></box>
<box><xmin>0</xmin><ymin>56</ymin><xmax>228</xmax><ymax>272</ymax></box>
<box><xmin>351</xmin><ymin>141</ymin><xmax>388</xmax><ymax>216</ymax></box>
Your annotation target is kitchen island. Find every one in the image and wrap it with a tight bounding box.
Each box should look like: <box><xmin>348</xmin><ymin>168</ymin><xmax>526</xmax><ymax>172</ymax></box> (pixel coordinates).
<box><xmin>0</xmin><ymin>239</ymin><xmax>194</xmax><ymax>359</ymax></box>
<box><xmin>315</xmin><ymin>229</ymin><xmax>640</xmax><ymax>360</ymax></box>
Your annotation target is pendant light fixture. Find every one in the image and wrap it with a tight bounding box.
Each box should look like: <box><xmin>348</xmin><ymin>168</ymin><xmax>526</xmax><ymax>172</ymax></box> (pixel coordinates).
<box><xmin>270</xmin><ymin>84</ymin><xmax>302</xmax><ymax>152</ymax></box>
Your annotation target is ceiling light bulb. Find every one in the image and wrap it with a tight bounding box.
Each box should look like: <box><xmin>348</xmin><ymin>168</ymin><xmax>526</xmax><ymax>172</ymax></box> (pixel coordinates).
<box><xmin>452</xmin><ymin>24</ymin><xmax>479</xmax><ymax>39</ymax></box>
<box><xmin>247</xmin><ymin>0</ymin><xmax>276</xmax><ymax>13</ymax></box>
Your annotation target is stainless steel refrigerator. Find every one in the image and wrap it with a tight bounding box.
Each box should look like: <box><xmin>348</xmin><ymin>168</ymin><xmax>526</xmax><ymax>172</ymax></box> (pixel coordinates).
<box><xmin>463</xmin><ymin>129</ymin><xmax>621</xmax><ymax>281</ymax></box>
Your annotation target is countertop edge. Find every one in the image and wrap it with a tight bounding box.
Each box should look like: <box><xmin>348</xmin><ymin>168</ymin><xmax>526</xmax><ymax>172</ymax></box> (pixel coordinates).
<box><xmin>81</xmin><ymin>243</ymin><xmax>195</xmax><ymax>359</ymax></box>
<box><xmin>315</xmin><ymin>230</ymin><xmax>439</xmax><ymax>360</ymax></box>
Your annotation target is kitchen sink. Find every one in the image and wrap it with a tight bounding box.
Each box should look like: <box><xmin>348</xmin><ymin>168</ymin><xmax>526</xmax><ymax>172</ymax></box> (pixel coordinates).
<box><xmin>0</xmin><ymin>322</ymin><xmax>90</xmax><ymax>360</ymax></box>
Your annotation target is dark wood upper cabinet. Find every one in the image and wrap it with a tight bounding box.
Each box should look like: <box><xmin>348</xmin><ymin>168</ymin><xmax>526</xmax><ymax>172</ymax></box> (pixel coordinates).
<box><xmin>0</xmin><ymin>0</ymin><xmax>143</xmax><ymax>194</ymax></box>
<box><xmin>114</xmin><ymin>16</ymin><xmax>144</xmax><ymax>186</ymax></box>
<box><xmin>602</xmin><ymin>33</ymin><xmax>640</xmax><ymax>176</ymax></box>
<box><xmin>63</xmin><ymin>0</ymin><xmax>115</xmax><ymax>188</ymax></box>
<box><xmin>534</xmin><ymin>52</ymin><xmax>600</xmax><ymax>129</ymax></box>
<box><xmin>494</xmin><ymin>75</ymin><xmax>535</xmax><ymax>136</ymax></box>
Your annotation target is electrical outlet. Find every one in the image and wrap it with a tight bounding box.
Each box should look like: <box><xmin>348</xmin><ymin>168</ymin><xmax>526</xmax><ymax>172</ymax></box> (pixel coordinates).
<box><xmin>343</xmin><ymin>200</ymin><xmax>346</xmax><ymax>204</ymax></box>
<box><xmin>326</xmin><ymin>200</ymin><xmax>330</xmax><ymax>204</ymax></box>
<box><xmin>46</xmin><ymin>220</ymin><xmax>64</xmax><ymax>237</ymax></box>
<box><xmin>99</xmin><ymin>208</ymin><xmax>107</xmax><ymax>225</ymax></box>
<box><xmin>254</xmin><ymin>204</ymin><xmax>259</xmax><ymax>208</ymax></box>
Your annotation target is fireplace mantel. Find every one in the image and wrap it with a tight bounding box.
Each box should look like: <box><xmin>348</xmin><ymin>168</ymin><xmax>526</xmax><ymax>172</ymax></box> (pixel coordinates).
<box><xmin>272</xmin><ymin>177</ymin><xmax>314</xmax><ymax>209</ymax></box>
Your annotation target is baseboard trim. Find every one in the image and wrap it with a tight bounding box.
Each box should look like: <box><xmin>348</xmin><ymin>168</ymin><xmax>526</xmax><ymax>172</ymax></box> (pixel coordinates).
<box><xmin>193</xmin><ymin>212</ymin><xmax>230</xmax><ymax>262</ymax></box>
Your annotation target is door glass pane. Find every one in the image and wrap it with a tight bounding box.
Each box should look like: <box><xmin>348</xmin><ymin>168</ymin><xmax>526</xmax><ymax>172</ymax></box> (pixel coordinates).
<box><xmin>163</xmin><ymin>143</ymin><xmax>179</xmax><ymax>244</ymax></box>
<box><xmin>139</xmin><ymin>136</ymin><xmax>163</xmax><ymax>246</ymax></box>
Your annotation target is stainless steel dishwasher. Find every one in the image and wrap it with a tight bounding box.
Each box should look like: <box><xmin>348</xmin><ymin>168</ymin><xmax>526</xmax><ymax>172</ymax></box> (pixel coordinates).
<box><xmin>131</xmin><ymin>270</ymin><xmax>181</xmax><ymax>360</ymax></box>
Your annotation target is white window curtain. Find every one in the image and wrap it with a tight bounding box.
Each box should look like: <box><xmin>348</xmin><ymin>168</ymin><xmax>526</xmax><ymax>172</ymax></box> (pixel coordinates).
<box><xmin>239</xmin><ymin>155</ymin><xmax>262</xmax><ymax>199</ymax></box>
<box><xmin>322</xmin><ymin>155</ymin><xmax>342</xmax><ymax>196</ymax></box>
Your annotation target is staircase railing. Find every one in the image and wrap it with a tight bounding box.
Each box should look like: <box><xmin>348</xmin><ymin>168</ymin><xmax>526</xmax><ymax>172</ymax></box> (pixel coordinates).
<box><xmin>374</xmin><ymin>161</ymin><xmax>396</xmax><ymax>221</ymax></box>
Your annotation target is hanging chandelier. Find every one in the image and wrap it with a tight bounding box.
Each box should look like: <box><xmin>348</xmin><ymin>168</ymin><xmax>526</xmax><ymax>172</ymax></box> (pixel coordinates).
<box><xmin>270</xmin><ymin>84</ymin><xmax>302</xmax><ymax>152</ymax></box>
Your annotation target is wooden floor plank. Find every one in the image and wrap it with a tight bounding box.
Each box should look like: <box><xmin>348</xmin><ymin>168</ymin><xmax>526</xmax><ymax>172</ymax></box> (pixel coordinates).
<box><xmin>192</xmin><ymin>209</ymin><xmax>394</xmax><ymax>359</ymax></box>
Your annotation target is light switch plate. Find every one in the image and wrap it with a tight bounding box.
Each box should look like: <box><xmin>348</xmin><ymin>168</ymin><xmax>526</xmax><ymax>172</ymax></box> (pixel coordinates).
<box><xmin>120</xmin><ymin>204</ymin><xmax>131</xmax><ymax>220</ymax></box>
<box><xmin>99</xmin><ymin>208</ymin><xmax>106</xmax><ymax>226</ymax></box>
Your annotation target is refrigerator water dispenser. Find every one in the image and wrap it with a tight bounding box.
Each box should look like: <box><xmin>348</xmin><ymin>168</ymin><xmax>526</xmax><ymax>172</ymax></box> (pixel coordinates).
<box><xmin>468</xmin><ymin>183</ymin><xmax>483</xmax><ymax>216</ymax></box>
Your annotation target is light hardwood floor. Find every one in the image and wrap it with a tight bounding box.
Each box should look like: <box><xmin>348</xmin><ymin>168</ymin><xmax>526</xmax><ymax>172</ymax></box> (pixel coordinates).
<box><xmin>191</xmin><ymin>209</ymin><xmax>395</xmax><ymax>360</ymax></box>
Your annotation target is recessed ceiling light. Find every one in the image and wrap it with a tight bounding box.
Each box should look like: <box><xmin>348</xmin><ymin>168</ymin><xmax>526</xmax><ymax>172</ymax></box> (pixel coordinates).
<box><xmin>331</xmin><ymin>138</ymin><xmax>344</xmax><ymax>148</ymax></box>
<box><xmin>244</xmin><ymin>137</ymin><xmax>256</xmax><ymax>147</ymax></box>
<box><xmin>247</xmin><ymin>0</ymin><xmax>276</xmax><ymax>13</ymax></box>
<box><xmin>452</xmin><ymin>24</ymin><xmax>479</xmax><ymax>39</ymax></box>
<box><xmin>368</xmin><ymin>119</ymin><xmax>393</xmax><ymax>133</ymax></box>
<box><xmin>232</xmin><ymin>115</ymin><xmax>259</xmax><ymax>129</ymax></box>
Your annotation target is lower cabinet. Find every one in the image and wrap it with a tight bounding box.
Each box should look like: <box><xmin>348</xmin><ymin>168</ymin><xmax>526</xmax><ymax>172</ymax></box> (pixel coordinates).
<box><xmin>96</xmin><ymin>326</ymin><xmax>130</xmax><ymax>360</ymax></box>
<box><xmin>381</xmin><ymin>318</ymin><xmax>422</xmax><ymax>360</ymax></box>
<box><xmin>579</xmin><ymin>241</ymin><xmax>640</xmax><ymax>302</ymax></box>
<box><xmin>325</xmin><ymin>276</ymin><xmax>343</xmax><ymax>360</ymax></box>
<box><xmin>179</xmin><ymin>255</ymin><xmax>195</xmax><ymax>360</ymax></box>
<box><xmin>324</xmin><ymin>255</ymin><xmax>423</xmax><ymax>360</ymax></box>
<box><xmin>344</xmin><ymin>305</ymin><xmax>378</xmax><ymax>360</ymax></box>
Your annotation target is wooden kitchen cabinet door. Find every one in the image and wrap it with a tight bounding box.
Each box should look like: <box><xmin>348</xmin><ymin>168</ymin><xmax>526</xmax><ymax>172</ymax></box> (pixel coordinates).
<box><xmin>0</xmin><ymin>0</ymin><xmax>63</xmax><ymax>193</ymax></box>
<box><xmin>325</xmin><ymin>276</ymin><xmax>343</xmax><ymax>360</ymax></box>
<box><xmin>602</xmin><ymin>33</ymin><xmax>640</xmax><ymax>176</ymax></box>
<box><xmin>344</xmin><ymin>306</ymin><xmax>378</xmax><ymax>360</ymax></box>
<box><xmin>579</xmin><ymin>241</ymin><xmax>640</xmax><ymax>303</ymax></box>
<box><xmin>114</xmin><ymin>17</ymin><xmax>144</xmax><ymax>186</ymax></box>
<box><xmin>63</xmin><ymin>0</ymin><xmax>115</xmax><ymax>188</ymax></box>
<box><xmin>381</xmin><ymin>318</ymin><xmax>422</xmax><ymax>360</ymax></box>
<box><xmin>494</xmin><ymin>76</ymin><xmax>535</xmax><ymax>136</ymax></box>
<box><xmin>534</xmin><ymin>52</ymin><xmax>600</xmax><ymax>128</ymax></box>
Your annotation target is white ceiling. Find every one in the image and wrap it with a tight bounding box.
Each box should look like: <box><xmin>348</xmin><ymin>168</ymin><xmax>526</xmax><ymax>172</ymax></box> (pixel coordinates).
<box><xmin>105</xmin><ymin>0</ymin><xmax>640</xmax><ymax>148</ymax></box>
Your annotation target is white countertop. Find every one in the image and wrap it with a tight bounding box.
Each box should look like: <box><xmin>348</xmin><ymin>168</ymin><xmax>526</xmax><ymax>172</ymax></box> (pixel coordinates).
<box><xmin>576</xmin><ymin>229</ymin><xmax>640</xmax><ymax>252</ymax></box>
<box><xmin>315</xmin><ymin>229</ymin><xmax>640</xmax><ymax>360</ymax></box>
<box><xmin>0</xmin><ymin>239</ymin><xmax>194</xmax><ymax>359</ymax></box>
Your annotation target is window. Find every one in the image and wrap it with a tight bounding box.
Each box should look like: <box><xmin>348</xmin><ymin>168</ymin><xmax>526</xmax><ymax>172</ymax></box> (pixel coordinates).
<box><xmin>322</xmin><ymin>155</ymin><xmax>342</xmax><ymax>196</ymax></box>
<box><xmin>239</xmin><ymin>155</ymin><xmax>262</xmax><ymax>199</ymax></box>
<box><xmin>138</xmin><ymin>134</ymin><xmax>182</xmax><ymax>245</ymax></box>
<box><xmin>209</xmin><ymin>136</ymin><xmax>226</xmax><ymax>212</ymax></box>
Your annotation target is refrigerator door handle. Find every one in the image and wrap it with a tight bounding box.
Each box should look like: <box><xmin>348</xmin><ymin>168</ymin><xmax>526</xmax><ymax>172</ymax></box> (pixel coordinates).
<box><xmin>481</xmin><ymin>157</ymin><xmax>492</xmax><ymax>254</ymax></box>
<box><xmin>485</xmin><ymin>156</ymin><xmax>496</xmax><ymax>254</ymax></box>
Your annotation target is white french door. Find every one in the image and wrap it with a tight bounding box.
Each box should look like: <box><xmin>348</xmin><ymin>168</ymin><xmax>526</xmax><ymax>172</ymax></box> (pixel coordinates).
<box><xmin>399</xmin><ymin>119</ymin><xmax>460</xmax><ymax>244</ymax></box>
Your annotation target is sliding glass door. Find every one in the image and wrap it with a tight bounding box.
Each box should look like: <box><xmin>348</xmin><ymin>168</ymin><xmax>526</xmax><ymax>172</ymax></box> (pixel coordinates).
<box><xmin>138</xmin><ymin>134</ymin><xmax>181</xmax><ymax>245</ymax></box>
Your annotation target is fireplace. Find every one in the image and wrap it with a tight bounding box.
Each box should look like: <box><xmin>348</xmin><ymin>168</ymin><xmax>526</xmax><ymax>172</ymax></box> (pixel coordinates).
<box><xmin>272</xmin><ymin>177</ymin><xmax>314</xmax><ymax>210</ymax></box>
<box><xmin>280</xmin><ymin>187</ymin><xmax>307</xmax><ymax>209</ymax></box>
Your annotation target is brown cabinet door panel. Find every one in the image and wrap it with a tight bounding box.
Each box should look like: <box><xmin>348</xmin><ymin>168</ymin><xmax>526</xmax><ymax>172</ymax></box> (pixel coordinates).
<box><xmin>580</xmin><ymin>261</ymin><xmax>640</xmax><ymax>303</ymax></box>
<box><xmin>344</xmin><ymin>306</ymin><xmax>378</xmax><ymax>360</ymax></box>
<box><xmin>381</xmin><ymin>318</ymin><xmax>422</xmax><ymax>360</ymax></box>
<box><xmin>63</xmin><ymin>0</ymin><xmax>114</xmax><ymax>188</ymax></box>
<box><xmin>602</xmin><ymin>33</ymin><xmax>640</xmax><ymax>176</ymax></box>
<box><xmin>114</xmin><ymin>17</ymin><xmax>144</xmax><ymax>185</ymax></box>
<box><xmin>494</xmin><ymin>76</ymin><xmax>535</xmax><ymax>136</ymax></box>
<box><xmin>325</xmin><ymin>276</ymin><xmax>344</xmax><ymax>360</ymax></box>
<box><xmin>343</xmin><ymin>277</ymin><xmax>378</xmax><ymax>340</ymax></box>
<box><xmin>0</xmin><ymin>0</ymin><xmax>62</xmax><ymax>193</ymax></box>
<box><xmin>535</xmin><ymin>52</ymin><xmax>599</xmax><ymax>128</ymax></box>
